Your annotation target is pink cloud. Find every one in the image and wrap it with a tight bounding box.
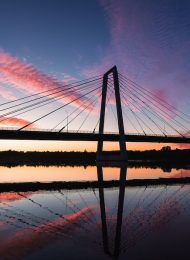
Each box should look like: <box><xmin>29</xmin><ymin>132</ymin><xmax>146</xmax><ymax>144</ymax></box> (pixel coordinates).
<box><xmin>0</xmin><ymin>207</ymin><xmax>93</xmax><ymax>259</ymax></box>
<box><xmin>105</xmin><ymin>195</ymin><xmax>182</xmax><ymax>250</ymax></box>
<box><xmin>84</xmin><ymin>0</ymin><xmax>190</xmax><ymax>118</ymax></box>
<box><xmin>177</xmin><ymin>143</ymin><xmax>190</xmax><ymax>149</ymax></box>
<box><xmin>0</xmin><ymin>192</ymin><xmax>34</xmax><ymax>203</ymax></box>
<box><xmin>0</xmin><ymin>116</ymin><xmax>36</xmax><ymax>128</ymax></box>
<box><xmin>149</xmin><ymin>89</ymin><xmax>176</xmax><ymax>120</ymax></box>
<box><xmin>61</xmin><ymin>73</ymin><xmax>78</xmax><ymax>84</ymax></box>
<box><xmin>81</xmin><ymin>0</ymin><xmax>182</xmax><ymax>124</ymax></box>
<box><xmin>172</xmin><ymin>170</ymin><xmax>190</xmax><ymax>178</ymax></box>
<box><xmin>99</xmin><ymin>0</ymin><xmax>127</xmax><ymax>50</ymax></box>
<box><xmin>81</xmin><ymin>53</ymin><xmax>113</xmax><ymax>77</ymax></box>
<box><xmin>0</xmin><ymin>86</ymin><xmax>16</xmax><ymax>101</ymax></box>
<box><xmin>0</xmin><ymin>50</ymin><xmax>95</xmax><ymax>110</ymax></box>
<box><xmin>0</xmin><ymin>221</ymin><xmax>4</xmax><ymax>228</ymax></box>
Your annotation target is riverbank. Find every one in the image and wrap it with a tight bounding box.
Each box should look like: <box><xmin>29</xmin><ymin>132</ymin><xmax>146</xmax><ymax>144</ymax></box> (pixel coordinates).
<box><xmin>1</xmin><ymin>177</ymin><xmax>190</xmax><ymax>192</ymax></box>
<box><xmin>0</xmin><ymin>149</ymin><xmax>189</xmax><ymax>170</ymax></box>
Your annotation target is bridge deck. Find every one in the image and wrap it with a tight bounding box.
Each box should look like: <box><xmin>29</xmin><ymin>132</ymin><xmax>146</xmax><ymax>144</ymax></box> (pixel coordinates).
<box><xmin>0</xmin><ymin>129</ymin><xmax>189</xmax><ymax>143</ymax></box>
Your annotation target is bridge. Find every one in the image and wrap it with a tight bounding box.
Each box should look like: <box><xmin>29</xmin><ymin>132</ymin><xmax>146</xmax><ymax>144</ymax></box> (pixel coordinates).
<box><xmin>0</xmin><ymin>65</ymin><xmax>189</xmax><ymax>159</ymax></box>
<box><xmin>0</xmin><ymin>128</ymin><xmax>189</xmax><ymax>143</ymax></box>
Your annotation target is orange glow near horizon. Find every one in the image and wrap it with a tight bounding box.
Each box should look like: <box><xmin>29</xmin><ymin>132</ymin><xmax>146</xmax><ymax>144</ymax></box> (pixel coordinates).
<box><xmin>0</xmin><ymin>165</ymin><xmax>189</xmax><ymax>184</ymax></box>
<box><xmin>0</xmin><ymin>140</ymin><xmax>183</xmax><ymax>152</ymax></box>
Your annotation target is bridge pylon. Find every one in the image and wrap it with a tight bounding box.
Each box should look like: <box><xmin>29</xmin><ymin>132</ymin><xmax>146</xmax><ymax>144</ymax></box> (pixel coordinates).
<box><xmin>96</xmin><ymin>66</ymin><xmax>127</xmax><ymax>161</ymax></box>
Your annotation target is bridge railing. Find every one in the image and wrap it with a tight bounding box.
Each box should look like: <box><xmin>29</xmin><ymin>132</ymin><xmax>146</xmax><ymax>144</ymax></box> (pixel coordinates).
<box><xmin>0</xmin><ymin>127</ymin><xmax>187</xmax><ymax>138</ymax></box>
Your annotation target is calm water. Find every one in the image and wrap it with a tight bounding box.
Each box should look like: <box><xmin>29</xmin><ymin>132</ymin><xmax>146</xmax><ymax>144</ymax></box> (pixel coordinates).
<box><xmin>0</xmin><ymin>165</ymin><xmax>190</xmax><ymax>259</ymax></box>
<box><xmin>0</xmin><ymin>165</ymin><xmax>189</xmax><ymax>183</ymax></box>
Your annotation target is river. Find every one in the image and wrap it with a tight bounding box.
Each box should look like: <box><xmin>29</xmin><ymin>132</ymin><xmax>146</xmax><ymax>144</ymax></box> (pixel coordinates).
<box><xmin>0</xmin><ymin>165</ymin><xmax>190</xmax><ymax>259</ymax></box>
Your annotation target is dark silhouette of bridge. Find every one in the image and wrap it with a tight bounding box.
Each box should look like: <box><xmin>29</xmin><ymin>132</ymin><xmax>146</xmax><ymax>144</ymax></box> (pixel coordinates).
<box><xmin>0</xmin><ymin>65</ymin><xmax>189</xmax><ymax>160</ymax></box>
<box><xmin>0</xmin><ymin>128</ymin><xmax>189</xmax><ymax>143</ymax></box>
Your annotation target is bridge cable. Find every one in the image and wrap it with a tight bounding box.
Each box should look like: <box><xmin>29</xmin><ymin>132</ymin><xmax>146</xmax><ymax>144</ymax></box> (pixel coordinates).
<box><xmin>119</xmin><ymin>73</ymin><xmax>190</xmax><ymax>123</ymax></box>
<box><xmin>120</xmin><ymin>86</ymin><xmax>169</xmax><ymax>136</ymax></box>
<box><xmin>51</xmin><ymin>87</ymin><xmax>101</xmax><ymax>131</ymax></box>
<box><xmin>121</xmin><ymin>91</ymin><xmax>157</xmax><ymax>135</ymax></box>
<box><xmin>120</xmin><ymin>73</ymin><xmax>190</xmax><ymax>123</ymax></box>
<box><xmin>120</xmin><ymin>82</ymin><xmax>185</xmax><ymax>137</ymax></box>
<box><xmin>0</xmin><ymin>83</ymin><xmax>101</xmax><ymax>127</ymax></box>
<box><xmin>119</xmin><ymin>76</ymin><xmax>189</xmax><ymax>134</ymax></box>
<box><xmin>121</xmin><ymin>86</ymin><xmax>181</xmax><ymax>136</ymax></box>
<box><xmin>121</xmin><ymin>83</ymin><xmax>186</xmax><ymax>137</ymax></box>
<box><xmin>92</xmin><ymin>82</ymin><xmax>115</xmax><ymax>133</ymax></box>
<box><xmin>57</xmin><ymin>88</ymin><xmax>101</xmax><ymax>132</ymax></box>
<box><xmin>58</xmin><ymin>88</ymin><xmax>101</xmax><ymax>132</ymax></box>
<box><xmin>106</xmin><ymin>81</ymin><xmax>141</xmax><ymax>134</ymax></box>
<box><xmin>18</xmin><ymin>85</ymin><xmax>101</xmax><ymax>131</ymax></box>
<box><xmin>0</xmin><ymin>77</ymin><xmax>102</xmax><ymax>113</ymax></box>
<box><xmin>0</xmin><ymin>75</ymin><xmax>102</xmax><ymax>107</ymax></box>
<box><xmin>121</xmin><ymin>80</ymin><xmax>189</xmax><ymax>134</ymax></box>
<box><xmin>76</xmin><ymin>92</ymin><xmax>102</xmax><ymax>132</ymax></box>
<box><xmin>120</xmin><ymin>92</ymin><xmax>149</xmax><ymax>135</ymax></box>
<box><xmin>4</xmin><ymin>83</ymin><xmax>101</xmax><ymax>128</ymax></box>
<box><xmin>0</xmin><ymin>81</ymin><xmax>101</xmax><ymax>124</ymax></box>
<box><xmin>0</xmin><ymin>77</ymin><xmax>101</xmax><ymax>113</ymax></box>
<box><xmin>122</xmin><ymin>109</ymin><xmax>141</xmax><ymax>134</ymax></box>
<box><xmin>107</xmin><ymin>81</ymin><xmax>141</xmax><ymax>135</ymax></box>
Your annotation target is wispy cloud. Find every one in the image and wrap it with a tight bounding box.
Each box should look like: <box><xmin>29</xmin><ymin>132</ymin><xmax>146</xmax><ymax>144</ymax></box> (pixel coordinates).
<box><xmin>82</xmin><ymin>0</ymin><xmax>190</xmax><ymax>120</ymax></box>
<box><xmin>0</xmin><ymin>192</ymin><xmax>34</xmax><ymax>203</ymax></box>
<box><xmin>0</xmin><ymin>116</ymin><xmax>36</xmax><ymax>128</ymax></box>
<box><xmin>0</xmin><ymin>50</ymin><xmax>94</xmax><ymax>109</ymax></box>
<box><xmin>0</xmin><ymin>207</ymin><xmax>94</xmax><ymax>259</ymax></box>
<box><xmin>0</xmin><ymin>86</ymin><xmax>16</xmax><ymax>100</ymax></box>
<box><xmin>177</xmin><ymin>143</ymin><xmax>190</xmax><ymax>149</ymax></box>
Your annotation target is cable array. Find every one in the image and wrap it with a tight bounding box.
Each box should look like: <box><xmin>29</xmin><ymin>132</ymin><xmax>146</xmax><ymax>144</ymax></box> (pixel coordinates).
<box><xmin>0</xmin><ymin>75</ymin><xmax>103</xmax><ymax>133</ymax></box>
<box><xmin>1</xmin><ymin>184</ymin><xmax>190</xmax><ymax>258</ymax></box>
<box><xmin>0</xmin><ymin>69</ymin><xmax>189</xmax><ymax>137</ymax></box>
<box><xmin>119</xmin><ymin>73</ymin><xmax>190</xmax><ymax>137</ymax></box>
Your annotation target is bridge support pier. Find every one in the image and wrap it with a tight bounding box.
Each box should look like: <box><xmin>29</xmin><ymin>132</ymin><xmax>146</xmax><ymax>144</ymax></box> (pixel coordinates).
<box><xmin>96</xmin><ymin>66</ymin><xmax>127</xmax><ymax>162</ymax></box>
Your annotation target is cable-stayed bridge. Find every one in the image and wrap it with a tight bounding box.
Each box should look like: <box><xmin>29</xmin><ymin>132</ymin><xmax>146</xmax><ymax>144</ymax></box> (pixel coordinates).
<box><xmin>0</xmin><ymin>128</ymin><xmax>189</xmax><ymax>143</ymax></box>
<box><xmin>0</xmin><ymin>66</ymin><xmax>189</xmax><ymax>158</ymax></box>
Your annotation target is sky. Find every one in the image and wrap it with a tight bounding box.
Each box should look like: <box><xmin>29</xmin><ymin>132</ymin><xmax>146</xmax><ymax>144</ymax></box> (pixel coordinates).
<box><xmin>0</xmin><ymin>0</ymin><xmax>190</xmax><ymax>151</ymax></box>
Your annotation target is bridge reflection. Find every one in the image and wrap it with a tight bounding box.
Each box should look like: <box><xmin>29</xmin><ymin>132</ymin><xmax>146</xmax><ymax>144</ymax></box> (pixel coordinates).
<box><xmin>0</xmin><ymin>164</ymin><xmax>190</xmax><ymax>259</ymax></box>
<box><xmin>97</xmin><ymin>162</ymin><xmax>127</xmax><ymax>258</ymax></box>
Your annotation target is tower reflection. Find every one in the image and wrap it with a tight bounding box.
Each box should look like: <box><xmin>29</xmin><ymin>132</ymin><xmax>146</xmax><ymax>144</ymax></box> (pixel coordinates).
<box><xmin>97</xmin><ymin>162</ymin><xmax>127</xmax><ymax>258</ymax></box>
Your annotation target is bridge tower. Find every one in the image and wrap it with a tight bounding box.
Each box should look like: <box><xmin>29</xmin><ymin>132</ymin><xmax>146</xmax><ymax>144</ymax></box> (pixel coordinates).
<box><xmin>97</xmin><ymin>163</ymin><xmax>127</xmax><ymax>257</ymax></box>
<box><xmin>97</xmin><ymin>66</ymin><xmax>127</xmax><ymax>161</ymax></box>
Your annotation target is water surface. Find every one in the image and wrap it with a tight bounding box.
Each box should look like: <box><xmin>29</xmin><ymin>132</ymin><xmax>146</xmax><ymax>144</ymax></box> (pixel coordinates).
<box><xmin>0</xmin><ymin>165</ymin><xmax>190</xmax><ymax>259</ymax></box>
<box><xmin>0</xmin><ymin>165</ymin><xmax>189</xmax><ymax>183</ymax></box>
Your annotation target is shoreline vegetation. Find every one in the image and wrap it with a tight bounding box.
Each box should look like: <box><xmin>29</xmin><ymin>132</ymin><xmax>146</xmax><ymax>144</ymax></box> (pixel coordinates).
<box><xmin>0</xmin><ymin>147</ymin><xmax>189</xmax><ymax>171</ymax></box>
<box><xmin>1</xmin><ymin>147</ymin><xmax>190</xmax><ymax>192</ymax></box>
<box><xmin>1</xmin><ymin>177</ymin><xmax>190</xmax><ymax>192</ymax></box>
